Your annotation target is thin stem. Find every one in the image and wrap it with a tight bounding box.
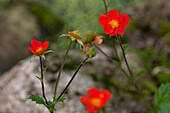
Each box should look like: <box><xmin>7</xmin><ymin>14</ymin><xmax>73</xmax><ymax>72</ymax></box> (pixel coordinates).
<box><xmin>39</xmin><ymin>56</ymin><xmax>49</xmax><ymax>105</ymax></box>
<box><xmin>103</xmin><ymin>0</ymin><xmax>108</xmax><ymax>14</ymax></box>
<box><xmin>111</xmin><ymin>36</ymin><xmax>121</xmax><ymax>63</ymax></box>
<box><xmin>53</xmin><ymin>40</ymin><xmax>73</xmax><ymax>100</ymax></box>
<box><xmin>94</xmin><ymin>44</ymin><xmax>129</xmax><ymax>78</ymax></box>
<box><xmin>57</xmin><ymin>57</ymin><xmax>89</xmax><ymax>100</ymax></box>
<box><xmin>117</xmin><ymin>35</ymin><xmax>133</xmax><ymax>78</ymax></box>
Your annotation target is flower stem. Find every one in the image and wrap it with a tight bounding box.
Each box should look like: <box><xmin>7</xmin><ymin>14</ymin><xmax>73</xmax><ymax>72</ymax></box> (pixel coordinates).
<box><xmin>94</xmin><ymin>44</ymin><xmax>129</xmax><ymax>78</ymax></box>
<box><xmin>99</xmin><ymin>109</ymin><xmax>104</xmax><ymax>113</ymax></box>
<box><xmin>57</xmin><ymin>57</ymin><xmax>89</xmax><ymax>100</ymax></box>
<box><xmin>111</xmin><ymin>36</ymin><xmax>121</xmax><ymax>63</ymax></box>
<box><xmin>39</xmin><ymin>56</ymin><xmax>49</xmax><ymax>105</ymax></box>
<box><xmin>117</xmin><ymin>34</ymin><xmax>133</xmax><ymax>78</ymax></box>
<box><xmin>53</xmin><ymin>40</ymin><xmax>73</xmax><ymax>100</ymax></box>
<box><xmin>103</xmin><ymin>0</ymin><xmax>108</xmax><ymax>14</ymax></box>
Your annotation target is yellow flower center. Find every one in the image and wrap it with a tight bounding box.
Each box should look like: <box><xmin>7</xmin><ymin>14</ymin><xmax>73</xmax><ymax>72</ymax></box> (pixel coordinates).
<box><xmin>109</xmin><ymin>20</ymin><xmax>119</xmax><ymax>29</ymax></box>
<box><xmin>36</xmin><ymin>47</ymin><xmax>43</xmax><ymax>53</ymax></box>
<box><xmin>91</xmin><ymin>98</ymin><xmax>102</xmax><ymax>107</ymax></box>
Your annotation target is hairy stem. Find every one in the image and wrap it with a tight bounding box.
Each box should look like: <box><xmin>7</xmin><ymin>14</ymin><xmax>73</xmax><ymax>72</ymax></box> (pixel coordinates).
<box><xmin>53</xmin><ymin>40</ymin><xmax>73</xmax><ymax>100</ymax></box>
<box><xmin>39</xmin><ymin>56</ymin><xmax>49</xmax><ymax>105</ymax></box>
<box><xmin>117</xmin><ymin>35</ymin><xmax>133</xmax><ymax>78</ymax></box>
<box><xmin>57</xmin><ymin>57</ymin><xmax>89</xmax><ymax>100</ymax></box>
<box><xmin>111</xmin><ymin>36</ymin><xmax>121</xmax><ymax>63</ymax></box>
<box><xmin>103</xmin><ymin>0</ymin><xmax>108</xmax><ymax>14</ymax></box>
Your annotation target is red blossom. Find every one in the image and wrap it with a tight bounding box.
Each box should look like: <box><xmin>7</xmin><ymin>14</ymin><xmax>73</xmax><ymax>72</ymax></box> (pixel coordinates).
<box><xmin>80</xmin><ymin>87</ymin><xmax>112</xmax><ymax>113</ymax></box>
<box><xmin>28</xmin><ymin>39</ymin><xmax>49</xmax><ymax>55</ymax></box>
<box><xmin>98</xmin><ymin>9</ymin><xmax>130</xmax><ymax>36</ymax></box>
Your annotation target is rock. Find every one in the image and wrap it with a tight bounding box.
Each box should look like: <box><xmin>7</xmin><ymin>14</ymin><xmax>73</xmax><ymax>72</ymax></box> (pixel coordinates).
<box><xmin>0</xmin><ymin>56</ymin><xmax>95</xmax><ymax>113</ymax></box>
<box><xmin>0</xmin><ymin>47</ymin><xmax>151</xmax><ymax>113</ymax></box>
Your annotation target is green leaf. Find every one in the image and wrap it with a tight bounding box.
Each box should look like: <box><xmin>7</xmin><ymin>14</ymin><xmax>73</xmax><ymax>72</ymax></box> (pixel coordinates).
<box><xmin>113</xmin><ymin>60</ymin><xmax>121</xmax><ymax>67</ymax></box>
<box><xmin>77</xmin><ymin>39</ymin><xmax>84</xmax><ymax>47</ymax></box>
<box><xmin>154</xmin><ymin>83</ymin><xmax>170</xmax><ymax>111</ymax></box>
<box><xmin>159</xmin><ymin>102</ymin><xmax>170</xmax><ymax>113</ymax></box>
<box><xmin>35</xmin><ymin>76</ymin><xmax>43</xmax><ymax>82</ymax></box>
<box><xmin>53</xmin><ymin>95</ymin><xmax>66</xmax><ymax>104</ymax></box>
<box><xmin>28</xmin><ymin>94</ymin><xmax>46</xmax><ymax>106</ymax></box>
<box><xmin>46</xmin><ymin>101</ymin><xmax>56</xmax><ymax>111</ymax></box>
<box><xmin>59</xmin><ymin>34</ymin><xmax>70</xmax><ymax>37</ymax></box>
<box><xmin>30</xmin><ymin>55</ymin><xmax>37</xmax><ymax>63</ymax></box>
<box><xmin>119</xmin><ymin>51</ymin><xmax>124</xmax><ymax>61</ymax></box>
<box><xmin>134</xmin><ymin>69</ymin><xmax>146</xmax><ymax>78</ymax></box>
<box><xmin>123</xmin><ymin>44</ymin><xmax>128</xmax><ymax>51</ymax></box>
<box><xmin>43</xmin><ymin>64</ymin><xmax>49</xmax><ymax>74</ymax></box>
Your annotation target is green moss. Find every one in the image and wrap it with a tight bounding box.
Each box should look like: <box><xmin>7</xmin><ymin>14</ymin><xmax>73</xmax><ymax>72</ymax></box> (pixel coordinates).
<box><xmin>49</xmin><ymin>78</ymin><xmax>56</xmax><ymax>83</ymax></box>
<box><xmin>158</xmin><ymin>73</ymin><xmax>170</xmax><ymax>83</ymax></box>
<box><xmin>135</xmin><ymin>48</ymin><xmax>170</xmax><ymax>74</ymax></box>
<box><xmin>64</xmin><ymin>59</ymin><xmax>78</xmax><ymax>70</ymax></box>
<box><xmin>28</xmin><ymin>3</ymin><xmax>64</xmax><ymax>36</ymax></box>
<box><xmin>90</xmin><ymin>72</ymin><xmax>99</xmax><ymax>81</ymax></box>
<box><xmin>142</xmin><ymin>81</ymin><xmax>157</xmax><ymax>94</ymax></box>
<box><xmin>157</xmin><ymin>20</ymin><xmax>170</xmax><ymax>37</ymax></box>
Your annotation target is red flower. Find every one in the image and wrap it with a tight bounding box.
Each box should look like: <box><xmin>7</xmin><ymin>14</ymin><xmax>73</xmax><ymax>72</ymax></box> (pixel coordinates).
<box><xmin>98</xmin><ymin>9</ymin><xmax>130</xmax><ymax>36</ymax></box>
<box><xmin>80</xmin><ymin>88</ymin><xmax>112</xmax><ymax>113</ymax></box>
<box><xmin>28</xmin><ymin>39</ymin><xmax>49</xmax><ymax>55</ymax></box>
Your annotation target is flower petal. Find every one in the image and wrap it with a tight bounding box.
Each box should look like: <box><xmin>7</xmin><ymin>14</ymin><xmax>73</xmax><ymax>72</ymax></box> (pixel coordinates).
<box><xmin>107</xmin><ymin>9</ymin><xmax>119</xmax><ymax>20</ymax></box>
<box><xmin>94</xmin><ymin>35</ymin><xmax>103</xmax><ymax>44</ymax></box>
<box><xmin>83</xmin><ymin>43</ymin><xmax>90</xmax><ymax>53</ymax></box>
<box><xmin>101</xmin><ymin>90</ymin><xmax>112</xmax><ymax>101</ymax></box>
<box><xmin>110</xmin><ymin>28</ymin><xmax>118</xmax><ymax>36</ymax></box>
<box><xmin>31</xmin><ymin>39</ymin><xmax>38</xmax><ymax>49</ymax></box>
<box><xmin>28</xmin><ymin>46</ymin><xmax>36</xmax><ymax>54</ymax></box>
<box><xmin>118</xmin><ymin>14</ymin><xmax>123</xmax><ymax>23</ymax></box>
<box><xmin>118</xmin><ymin>27</ymin><xmax>125</xmax><ymax>35</ymax></box>
<box><xmin>44</xmin><ymin>41</ymin><xmax>49</xmax><ymax>49</ymax></box>
<box><xmin>120</xmin><ymin>14</ymin><xmax>130</xmax><ymax>26</ymax></box>
<box><xmin>85</xmin><ymin>106</ymin><xmax>99</xmax><ymax>112</ymax></box>
<box><xmin>87</xmin><ymin>88</ymin><xmax>100</xmax><ymax>98</ymax></box>
<box><xmin>98</xmin><ymin>14</ymin><xmax>110</xmax><ymax>26</ymax></box>
<box><xmin>103</xmin><ymin>24</ymin><xmax>113</xmax><ymax>34</ymax></box>
<box><xmin>80</xmin><ymin>97</ymin><xmax>90</xmax><ymax>105</ymax></box>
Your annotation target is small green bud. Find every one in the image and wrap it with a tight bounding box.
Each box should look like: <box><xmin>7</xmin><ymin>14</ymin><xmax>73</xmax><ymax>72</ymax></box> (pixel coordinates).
<box><xmin>86</xmin><ymin>47</ymin><xmax>96</xmax><ymax>58</ymax></box>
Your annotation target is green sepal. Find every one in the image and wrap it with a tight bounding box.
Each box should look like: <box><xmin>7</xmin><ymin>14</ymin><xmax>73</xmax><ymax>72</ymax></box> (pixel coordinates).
<box><xmin>59</xmin><ymin>34</ymin><xmax>70</xmax><ymax>37</ymax></box>
<box><xmin>36</xmin><ymin>76</ymin><xmax>43</xmax><ymax>82</ymax></box>
<box><xmin>30</xmin><ymin>55</ymin><xmax>37</xmax><ymax>63</ymax></box>
<box><xmin>40</xmin><ymin>54</ymin><xmax>45</xmax><ymax>60</ymax></box>
<box><xmin>77</xmin><ymin>39</ymin><xmax>84</xmax><ymax>47</ymax></box>
<box><xmin>28</xmin><ymin>94</ymin><xmax>46</xmax><ymax>106</ymax></box>
<box><xmin>86</xmin><ymin>47</ymin><xmax>96</xmax><ymax>58</ymax></box>
<box><xmin>44</xmin><ymin>50</ymin><xmax>53</xmax><ymax>54</ymax></box>
<box><xmin>71</xmin><ymin>37</ymin><xmax>76</xmax><ymax>41</ymax></box>
<box><xmin>84</xmin><ymin>34</ymin><xmax>95</xmax><ymax>43</ymax></box>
